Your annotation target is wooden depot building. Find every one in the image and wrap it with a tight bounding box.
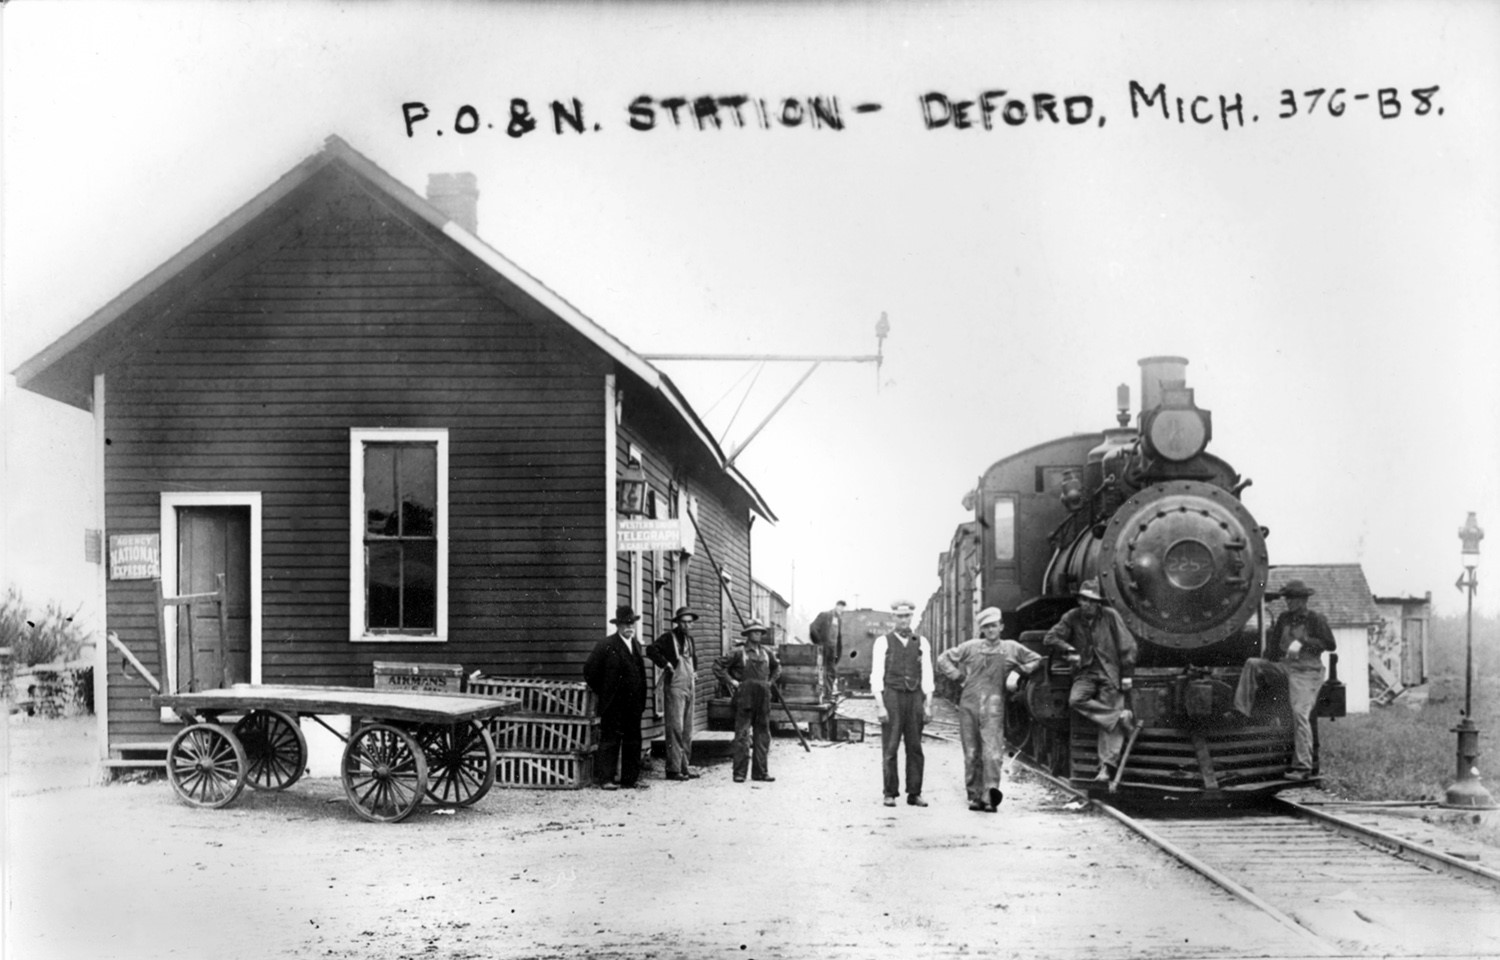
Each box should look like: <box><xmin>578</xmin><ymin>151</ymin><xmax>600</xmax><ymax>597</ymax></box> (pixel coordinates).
<box><xmin>13</xmin><ymin>135</ymin><xmax>775</xmax><ymax>772</ymax></box>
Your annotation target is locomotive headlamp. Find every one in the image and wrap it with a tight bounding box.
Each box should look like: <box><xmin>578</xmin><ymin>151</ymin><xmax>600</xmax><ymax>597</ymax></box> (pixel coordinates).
<box><xmin>1142</xmin><ymin>387</ymin><xmax>1211</xmax><ymax>464</ymax></box>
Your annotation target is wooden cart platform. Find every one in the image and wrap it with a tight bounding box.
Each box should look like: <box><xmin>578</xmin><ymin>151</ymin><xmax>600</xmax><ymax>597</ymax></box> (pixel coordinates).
<box><xmin>153</xmin><ymin>684</ymin><xmax>521</xmax><ymax>823</ymax></box>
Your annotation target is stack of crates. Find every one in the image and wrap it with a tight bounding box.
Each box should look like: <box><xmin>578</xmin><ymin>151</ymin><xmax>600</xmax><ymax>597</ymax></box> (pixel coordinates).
<box><xmin>776</xmin><ymin>644</ymin><xmax>826</xmax><ymax>704</ymax></box>
<box><xmin>467</xmin><ymin>676</ymin><xmax>599</xmax><ymax>789</ymax></box>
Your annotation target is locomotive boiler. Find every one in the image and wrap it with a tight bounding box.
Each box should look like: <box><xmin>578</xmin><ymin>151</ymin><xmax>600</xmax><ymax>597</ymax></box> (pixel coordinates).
<box><xmin>923</xmin><ymin>356</ymin><xmax>1342</xmax><ymax>804</ymax></box>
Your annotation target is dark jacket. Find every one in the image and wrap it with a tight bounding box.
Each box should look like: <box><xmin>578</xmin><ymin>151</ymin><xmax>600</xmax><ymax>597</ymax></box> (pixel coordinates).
<box><xmin>646</xmin><ymin>626</ymin><xmax>696</xmax><ymax>680</ymax></box>
<box><xmin>1043</xmin><ymin>606</ymin><xmax>1138</xmax><ymax>682</ymax></box>
<box><xmin>583</xmin><ymin>632</ymin><xmax>648</xmax><ymax>717</ymax></box>
<box><xmin>713</xmin><ymin>643</ymin><xmax>782</xmax><ymax>691</ymax></box>
<box><xmin>809</xmin><ymin>610</ymin><xmax>841</xmax><ymax>651</ymax></box>
<box><xmin>1268</xmin><ymin>608</ymin><xmax>1336</xmax><ymax>662</ymax></box>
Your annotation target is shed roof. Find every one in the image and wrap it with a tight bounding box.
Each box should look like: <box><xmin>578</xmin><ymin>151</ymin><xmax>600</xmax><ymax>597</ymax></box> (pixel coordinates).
<box><xmin>1267</xmin><ymin>564</ymin><xmax>1382</xmax><ymax>627</ymax></box>
<box><xmin>13</xmin><ymin>134</ymin><xmax>773</xmax><ymax>521</ymax></box>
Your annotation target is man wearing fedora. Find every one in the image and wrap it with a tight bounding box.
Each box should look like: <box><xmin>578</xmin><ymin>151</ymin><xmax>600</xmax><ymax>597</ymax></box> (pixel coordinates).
<box><xmin>1044</xmin><ymin>579</ymin><xmax>1138</xmax><ymax>784</ymax></box>
<box><xmin>647</xmin><ymin>606</ymin><xmax>701</xmax><ymax>781</ymax></box>
<box><xmin>871</xmin><ymin>600</ymin><xmax>935</xmax><ymax>807</ymax></box>
<box><xmin>1233</xmin><ymin>579</ymin><xmax>1336</xmax><ymax>780</ymax></box>
<box><xmin>712</xmin><ymin>620</ymin><xmax>782</xmax><ymax>783</ymax></box>
<box><xmin>937</xmin><ymin>606</ymin><xmax>1044</xmax><ymax>812</ymax></box>
<box><xmin>584</xmin><ymin>605</ymin><xmax>650</xmax><ymax>790</ymax></box>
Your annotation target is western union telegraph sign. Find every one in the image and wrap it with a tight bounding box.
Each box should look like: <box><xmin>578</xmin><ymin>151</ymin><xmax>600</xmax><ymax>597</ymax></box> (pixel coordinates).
<box><xmin>109</xmin><ymin>533</ymin><xmax>161</xmax><ymax>580</ymax></box>
<box><xmin>616</xmin><ymin>517</ymin><xmax>685</xmax><ymax>552</ymax></box>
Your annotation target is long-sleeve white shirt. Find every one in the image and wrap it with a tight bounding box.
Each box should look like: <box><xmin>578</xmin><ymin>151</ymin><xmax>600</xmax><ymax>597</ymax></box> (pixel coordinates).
<box><xmin>869</xmin><ymin>631</ymin><xmax>934</xmax><ymax>698</ymax></box>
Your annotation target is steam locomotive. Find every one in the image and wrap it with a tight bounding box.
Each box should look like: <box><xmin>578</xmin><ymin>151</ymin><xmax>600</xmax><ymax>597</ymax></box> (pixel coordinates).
<box><xmin>921</xmin><ymin>356</ymin><xmax>1343</xmax><ymax>805</ymax></box>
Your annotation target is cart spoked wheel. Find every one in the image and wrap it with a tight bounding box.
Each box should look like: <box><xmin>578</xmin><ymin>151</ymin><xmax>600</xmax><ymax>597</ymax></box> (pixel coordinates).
<box><xmin>166</xmin><ymin>722</ymin><xmax>248</xmax><ymax>809</ymax></box>
<box><xmin>341</xmin><ymin>723</ymin><xmax>429</xmax><ymax>823</ymax></box>
<box><xmin>234</xmin><ymin>709</ymin><xmax>307</xmax><ymax>791</ymax></box>
<box><xmin>418</xmin><ymin>720</ymin><xmax>497</xmax><ymax>807</ymax></box>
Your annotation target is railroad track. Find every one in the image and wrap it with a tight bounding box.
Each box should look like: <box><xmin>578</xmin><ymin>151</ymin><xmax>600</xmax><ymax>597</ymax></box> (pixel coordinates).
<box><xmin>1018</xmin><ymin>758</ymin><xmax>1500</xmax><ymax>956</ymax></box>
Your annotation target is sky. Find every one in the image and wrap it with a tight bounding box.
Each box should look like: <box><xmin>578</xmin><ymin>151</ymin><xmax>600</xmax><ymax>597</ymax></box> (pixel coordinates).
<box><xmin>3</xmin><ymin>0</ymin><xmax>1499</xmax><ymax>643</ymax></box>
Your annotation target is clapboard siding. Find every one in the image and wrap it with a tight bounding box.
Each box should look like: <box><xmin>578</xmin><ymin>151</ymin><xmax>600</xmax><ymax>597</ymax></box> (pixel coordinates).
<box><xmin>100</xmin><ymin>171</ymin><xmax>621</xmax><ymax>745</ymax></box>
<box><xmin>71</xmin><ymin>154</ymin><xmax>766</xmax><ymax>760</ymax></box>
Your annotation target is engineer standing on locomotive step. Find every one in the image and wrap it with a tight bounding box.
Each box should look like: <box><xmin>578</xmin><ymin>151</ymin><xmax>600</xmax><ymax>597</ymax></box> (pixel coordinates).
<box><xmin>937</xmin><ymin>606</ymin><xmax>1043</xmax><ymax>812</ymax></box>
<box><xmin>871</xmin><ymin>600</ymin><xmax>934</xmax><ymax>807</ymax></box>
<box><xmin>1232</xmin><ymin>579</ymin><xmax>1335</xmax><ymax>780</ymax></box>
<box><xmin>1044</xmin><ymin>579</ymin><xmax>1139</xmax><ymax>783</ymax></box>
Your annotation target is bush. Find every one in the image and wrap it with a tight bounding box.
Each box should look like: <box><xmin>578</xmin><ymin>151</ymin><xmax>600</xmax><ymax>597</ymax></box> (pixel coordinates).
<box><xmin>0</xmin><ymin>588</ymin><xmax>89</xmax><ymax>668</ymax></box>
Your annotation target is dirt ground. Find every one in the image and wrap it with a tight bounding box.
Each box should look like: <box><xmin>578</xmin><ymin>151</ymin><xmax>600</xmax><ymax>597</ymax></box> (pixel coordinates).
<box><xmin>3</xmin><ymin>701</ymin><xmax>1496</xmax><ymax>960</ymax></box>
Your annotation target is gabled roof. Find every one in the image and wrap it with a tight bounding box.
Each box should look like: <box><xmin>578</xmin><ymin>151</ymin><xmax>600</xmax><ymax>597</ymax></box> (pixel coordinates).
<box><xmin>13</xmin><ymin>134</ymin><xmax>773</xmax><ymax>520</ymax></box>
<box><xmin>1267</xmin><ymin>564</ymin><xmax>1382</xmax><ymax>627</ymax></box>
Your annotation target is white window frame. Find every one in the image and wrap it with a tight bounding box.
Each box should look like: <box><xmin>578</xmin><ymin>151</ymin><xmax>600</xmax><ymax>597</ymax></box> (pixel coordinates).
<box><xmin>349</xmin><ymin>428</ymin><xmax>449</xmax><ymax>643</ymax></box>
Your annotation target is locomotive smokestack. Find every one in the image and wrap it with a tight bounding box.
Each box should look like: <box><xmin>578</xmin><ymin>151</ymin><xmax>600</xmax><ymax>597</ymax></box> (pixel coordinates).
<box><xmin>1139</xmin><ymin>356</ymin><xmax>1189</xmax><ymax>412</ymax></box>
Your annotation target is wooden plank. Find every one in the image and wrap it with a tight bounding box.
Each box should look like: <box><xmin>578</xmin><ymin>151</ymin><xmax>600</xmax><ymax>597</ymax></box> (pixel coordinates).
<box><xmin>154</xmin><ymin>684</ymin><xmax>522</xmax><ymax>723</ymax></box>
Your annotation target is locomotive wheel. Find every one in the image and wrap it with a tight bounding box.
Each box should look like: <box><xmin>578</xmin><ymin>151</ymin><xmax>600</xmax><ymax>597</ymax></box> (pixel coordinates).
<box><xmin>233</xmin><ymin>709</ymin><xmax>307</xmax><ymax>791</ymax></box>
<box><xmin>341</xmin><ymin>723</ymin><xmax>429</xmax><ymax>823</ymax></box>
<box><xmin>166</xmin><ymin>722</ymin><xmax>248</xmax><ymax>809</ymax></box>
<box><xmin>417</xmin><ymin>720</ymin><xmax>497</xmax><ymax>807</ymax></box>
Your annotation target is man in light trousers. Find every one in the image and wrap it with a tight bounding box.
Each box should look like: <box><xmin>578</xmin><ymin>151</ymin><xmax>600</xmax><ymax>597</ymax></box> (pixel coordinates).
<box><xmin>647</xmin><ymin>606</ymin><xmax>701</xmax><ymax>780</ymax></box>
<box><xmin>937</xmin><ymin>606</ymin><xmax>1043</xmax><ymax>811</ymax></box>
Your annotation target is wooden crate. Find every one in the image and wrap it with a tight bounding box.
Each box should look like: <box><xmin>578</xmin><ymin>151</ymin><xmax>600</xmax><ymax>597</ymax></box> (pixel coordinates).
<box><xmin>494</xmin><ymin>750</ymin><xmax>594</xmax><ymax>790</ymax></box>
<box><xmin>832</xmin><ymin>715</ymin><xmax>866</xmax><ymax>743</ymax></box>
<box><xmin>779</xmin><ymin>680</ymin><xmax>822</xmax><ymax>703</ymax></box>
<box><xmin>373</xmin><ymin>661</ymin><xmax>464</xmax><ymax>694</ymax></box>
<box><xmin>779</xmin><ymin>664</ymin><xmax>822</xmax><ymax>684</ymax></box>
<box><xmin>777</xmin><ymin>644</ymin><xmax>823</xmax><ymax>666</ymax></box>
<box><xmin>487</xmin><ymin>714</ymin><xmax>600</xmax><ymax>753</ymax></box>
<box><xmin>468</xmin><ymin>676</ymin><xmax>596</xmax><ymax>717</ymax></box>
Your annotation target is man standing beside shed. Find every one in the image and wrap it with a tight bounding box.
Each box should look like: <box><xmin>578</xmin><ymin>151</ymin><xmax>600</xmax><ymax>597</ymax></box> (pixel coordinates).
<box><xmin>584</xmin><ymin>605</ymin><xmax>649</xmax><ymax>791</ymax></box>
<box><xmin>871</xmin><ymin>600</ymin><xmax>934</xmax><ymax>808</ymax></box>
<box><xmin>647</xmin><ymin>606</ymin><xmax>701</xmax><ymax>781</ymax></box>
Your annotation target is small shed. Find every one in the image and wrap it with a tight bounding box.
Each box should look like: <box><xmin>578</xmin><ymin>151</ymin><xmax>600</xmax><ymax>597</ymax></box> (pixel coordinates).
<box><xmin>1372</xmin><ymin>593</ymin><xmax>1433</xmax><ymax>698</ymax></box>
<box><xmin>1267</xmin><ymin>565</ymin><xmax>1383</xmax><ymax>714</ymax></box>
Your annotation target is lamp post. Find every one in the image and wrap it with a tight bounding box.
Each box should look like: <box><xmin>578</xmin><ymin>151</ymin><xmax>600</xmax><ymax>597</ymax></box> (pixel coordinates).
<box><xmin>1444</xmin><ymin>512</ymin><xmax>1496</xmax><ymax>809</ymax></box>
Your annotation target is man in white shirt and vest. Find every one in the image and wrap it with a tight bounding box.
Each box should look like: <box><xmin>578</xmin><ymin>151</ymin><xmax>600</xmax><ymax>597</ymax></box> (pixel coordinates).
<box><xmin>871</xmin><ymin>600</ymin><xmax>934</xmax><ymax>807</ymax></box>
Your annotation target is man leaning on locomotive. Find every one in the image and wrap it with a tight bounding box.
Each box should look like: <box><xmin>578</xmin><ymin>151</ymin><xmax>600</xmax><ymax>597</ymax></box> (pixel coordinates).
<box><xmin>1231</xmin><ymin>579</ymin><xmax>1335</xmax><ymax>781</ymax></box>
<box><xmin>1043</xmin><ymin>579</ymin><xmax>1139</xmax><ymax>784</ymax></box>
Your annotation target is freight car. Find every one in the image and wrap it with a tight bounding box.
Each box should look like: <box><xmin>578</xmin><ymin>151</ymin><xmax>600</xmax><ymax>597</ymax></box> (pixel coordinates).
<box><xmin>924</xmin><ymin>356</ymin><xmax>1344</xmax><ymax>806</ymax></box>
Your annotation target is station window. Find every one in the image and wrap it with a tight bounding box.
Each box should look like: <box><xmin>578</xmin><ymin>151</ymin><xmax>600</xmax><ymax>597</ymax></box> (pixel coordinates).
<box><xmin>350</xmin><ymin>428</ymin><xmax>448</xmax><ymax>641</ymax></box>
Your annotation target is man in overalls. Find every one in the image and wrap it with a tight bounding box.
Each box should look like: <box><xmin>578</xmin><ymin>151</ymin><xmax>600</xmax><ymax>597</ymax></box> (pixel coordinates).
<box><xmin>647</xmin><ymin>606</ymin><xmax>701</xmax><ymax>781</ymax></box>
<box><xmin>1233</xmin><ymin>579</ymin><xmax>1336</xmax><ymax>780</ymax></box>
<box><xmin>937</xmin><ymin>606</ymin><xmax>1044</xmax><ymax>811</ymax></box>
<box><xmin>713</xmin><ymin>620</ymin><xmax>782</xmax><ymax>783</ymax></box>
<box><xmin>1043</xmin><ymin>579</ymin><xmax>1138</xmax><ymax>783</ymax></box>
<box><xmin>871</xmin><ymin>600</ymin><xmax>934</xmax><ymax>807</ymax></box>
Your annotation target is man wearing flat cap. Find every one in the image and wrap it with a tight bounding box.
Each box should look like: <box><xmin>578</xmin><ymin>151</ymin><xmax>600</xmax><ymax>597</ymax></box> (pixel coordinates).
<box><xmin>871</xmin><ymin>600</ymin><xmax>935</xmax><ymax>807</ymax></box>
<box><xmin>1044</xmin><ymin>579</ymin><xmax>1138</xmax><ymax>784</ymax></box>
<box><xmin>584</xmin><ymin>605</ymin><xmax>650</xmax><ymax>790</ymax></box>
<box><xmin>647</xmin><ymin>606</ymin><xmax>701</xmax><ymax>781</ymax></box>
<box><xmin>712</xmin><ymin>621</ymin><xmax>782</xmax><ymax>783</ymax></box>
<box><xmin>1233</xmin><ymin>579</ymin><xmax>1336</xmax><ymax>780</ymax></box>
<box><xmin>938</xmin><ymin>606</ymin><xmax>1044</xmax><ymax>812</ymax></box>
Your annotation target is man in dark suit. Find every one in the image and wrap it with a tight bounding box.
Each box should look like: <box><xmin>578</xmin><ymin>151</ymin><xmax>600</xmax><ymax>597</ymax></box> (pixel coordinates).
<box><xmin>808</xmin><ymin>600</ymin><xmax>846</xmax><ymax>693</ymax></box>
<box><xmin>584</xmin><ymin>605</ymin><xmax>649</xmax><ymax>790</ymax></box>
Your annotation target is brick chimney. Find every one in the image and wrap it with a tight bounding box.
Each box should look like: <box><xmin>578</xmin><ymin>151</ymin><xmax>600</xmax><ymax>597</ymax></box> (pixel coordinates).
<box><xmin>426</xmin><ymin>173</ymin><xmax>479</xmax><ymax>234</ymax></box>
